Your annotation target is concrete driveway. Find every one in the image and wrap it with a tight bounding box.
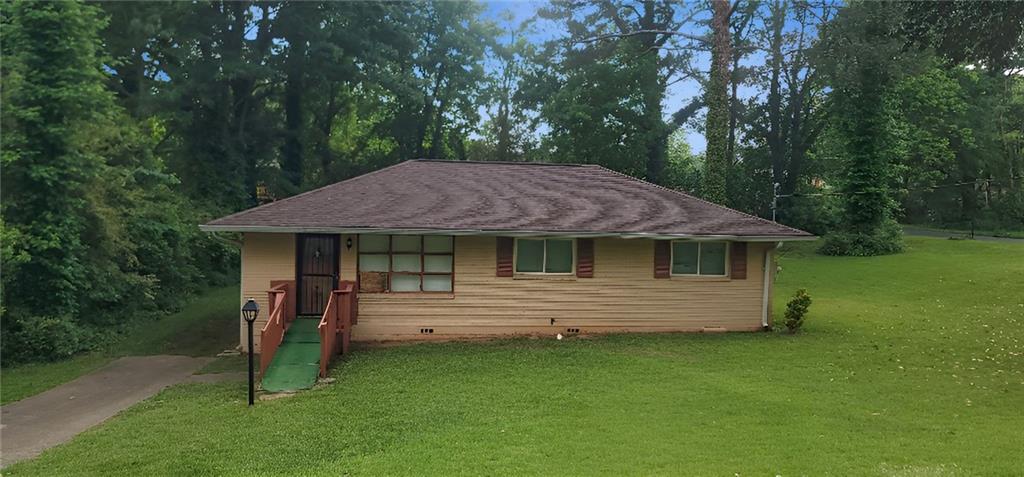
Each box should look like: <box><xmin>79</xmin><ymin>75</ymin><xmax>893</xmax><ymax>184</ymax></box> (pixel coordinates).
<box><xmin>1</xmin><ymin>355</ymin><xmax>212</xmax><ymax>467</ymax></box>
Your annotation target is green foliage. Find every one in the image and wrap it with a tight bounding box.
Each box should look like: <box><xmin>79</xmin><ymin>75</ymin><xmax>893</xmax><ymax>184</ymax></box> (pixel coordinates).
<box><xmin>782</xmin><ymin>288</ymin><xmax>812</xmax><ymax>333</ymax></box>
<box><xmin>703</xmin><ymin>0</ymin><xmax>731</xmax><ymax>204</ymax></box>
<box><xmin>530</xmin><ymin>2</ymin><xmax>689</xmax><ymax>183</ymax></box>
<box><xmin>1</xmin><ymin>0</ymin><xmax>232</xmax><ymax>364</ymax></box>
<box><xmin>815</xmin><ymin>2</ymin><xmax>911</xmax><ymax>255</ymax></box>
<box><xmin>1</xmin><ymin>0</ymin><xmax>110</xmax><ymax>318</ymax></box>
<box><xmin>819</xmin><ymin>219</ymin><xmax>904</xmax><ymax>256</ymax></box>
<box><xmin>901</xmin><ymin>1</ymin><xmax>1024</xmax><ymax>70</ymax></box>
<box><xmin>663</xmin><ymin>130</ymin><xmax>703</xmax><ymax>193</ymax></box>
<box><xmin>2</xmin><ymin>315</ymin><xmax>90</xmax><ymax>363</ymax></box>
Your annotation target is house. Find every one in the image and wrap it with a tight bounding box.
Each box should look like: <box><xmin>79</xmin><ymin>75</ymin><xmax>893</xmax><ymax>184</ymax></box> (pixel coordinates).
<box><xmin>201</xmin><ymin>160</ymin><xmax>813</xmax><ymax>388</ymax></box>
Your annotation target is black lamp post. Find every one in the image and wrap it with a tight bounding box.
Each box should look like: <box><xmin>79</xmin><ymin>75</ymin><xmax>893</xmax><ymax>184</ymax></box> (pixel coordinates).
<box><xmin>241</xmin><ymin>298</ymin><xmax>259</xmax><ymax>406</ymax></box>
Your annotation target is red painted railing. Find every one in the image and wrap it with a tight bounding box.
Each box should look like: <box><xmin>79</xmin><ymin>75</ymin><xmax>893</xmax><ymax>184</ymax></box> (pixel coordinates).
<box><xmin>260</xmin><ymin>281</ymin><xmax>293</xmax><ymax>377</ymax></box>
<box><xmin>317</xmin><ymin>281</ymin><xmax>358</xmax><ymax>378</ymax></box>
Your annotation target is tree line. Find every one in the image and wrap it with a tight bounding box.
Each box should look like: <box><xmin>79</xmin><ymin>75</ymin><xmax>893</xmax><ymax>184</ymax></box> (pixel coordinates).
<box><xmin>2</xmin><ymin>0</ymin><xmax>1022</xmax><ymax>363</ymax></box>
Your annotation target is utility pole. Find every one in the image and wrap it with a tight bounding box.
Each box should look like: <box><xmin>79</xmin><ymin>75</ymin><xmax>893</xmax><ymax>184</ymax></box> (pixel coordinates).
<box><xmin>771</xmin><ymin>182</ymin><xmax>780</xmax><ymax>222</ymax></box>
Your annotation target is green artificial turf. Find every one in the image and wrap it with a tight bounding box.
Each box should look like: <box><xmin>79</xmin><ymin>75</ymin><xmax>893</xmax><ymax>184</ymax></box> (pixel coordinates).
<box><xmin>260</xmin><ymin>319</ymin><xmax>319</xmax><ymax>393</ymax></box>
<box><xmin>261</xmin><ymin>320</ymin><xmax>321</xmax><ymax>392</ymax></box>
<box><xmin>6</xmin><ymin>238</ymin><xmax>1024</xmax><ymax>475</ymax></box>
<box><xmin>1</xmin><ymin>286</ymin><xmax>240</xmax><ymax>404</ymax></box>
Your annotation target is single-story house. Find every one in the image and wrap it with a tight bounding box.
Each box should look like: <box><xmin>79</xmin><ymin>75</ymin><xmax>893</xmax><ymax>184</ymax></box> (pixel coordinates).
<box><xmin>201</xmin><ymin>160</ymin><xmax>813</xmax><ymax>384</ymax></box>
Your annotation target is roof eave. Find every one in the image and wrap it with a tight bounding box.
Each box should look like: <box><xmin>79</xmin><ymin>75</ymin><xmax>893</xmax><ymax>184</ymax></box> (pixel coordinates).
<box><xmin>198</xmin><ymin>224</ymin><xmax>817</xmax><ymax>242</ymax></box>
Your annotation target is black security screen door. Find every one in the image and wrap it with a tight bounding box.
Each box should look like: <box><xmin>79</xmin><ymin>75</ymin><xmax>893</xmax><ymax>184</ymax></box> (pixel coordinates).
<box><xmin>296</xmin><ymin>234</ymin><xmax>339</xmax><ymax>316</ymax></box>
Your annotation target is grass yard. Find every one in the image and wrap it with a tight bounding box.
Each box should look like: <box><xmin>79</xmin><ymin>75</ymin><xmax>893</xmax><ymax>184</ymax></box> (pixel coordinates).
<box><xmin>0</xmin><ymin>286</ymin><xmax>240</xmax><ymax>404</ymax></box>
<box><xmin>6</xmin><ymin>237</ymin><xmax>1024</xmax><ymax>475</ymax></box>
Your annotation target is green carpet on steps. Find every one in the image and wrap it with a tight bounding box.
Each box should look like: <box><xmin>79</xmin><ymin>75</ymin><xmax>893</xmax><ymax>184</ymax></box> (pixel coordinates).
<box><xmin>261</xmin><ymin>319</ymin><xmax>321</xmax><ymax>393</ymax></box>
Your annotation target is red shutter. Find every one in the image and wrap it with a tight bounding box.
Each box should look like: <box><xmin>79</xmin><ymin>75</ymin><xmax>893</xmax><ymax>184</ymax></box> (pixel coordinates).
<box><xmin>496</xmin><ymin>237</ymin><xmax>514</xmax><ymax>277</ymax></box>
<box><xmin>576</xmin><ymin>238</ymin><xmax>594</xmax><ymax>278</ymax></box>
<box><xmin>653</xmin><ymin>241</ymin><xmax>671</xmax><ymax>278</ymax></box>
<box><xmin>730</xmin><ymin>242</ymin><xmax>747</xmax><ymax>279</ymax></box>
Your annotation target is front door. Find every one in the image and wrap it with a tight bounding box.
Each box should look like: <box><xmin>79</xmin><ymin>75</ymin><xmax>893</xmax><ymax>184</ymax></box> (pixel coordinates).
<box><xmin>296</xmin><ymin>234</ymin><xmax>340</xmax><ymax>316</ymax></box>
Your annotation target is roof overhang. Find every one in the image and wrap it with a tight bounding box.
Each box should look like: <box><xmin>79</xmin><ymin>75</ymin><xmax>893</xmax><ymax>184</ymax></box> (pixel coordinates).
<box><xmin>198</xmin><ymin>224</ymin><xmax>817</xmax><ymax>242</ymax></box>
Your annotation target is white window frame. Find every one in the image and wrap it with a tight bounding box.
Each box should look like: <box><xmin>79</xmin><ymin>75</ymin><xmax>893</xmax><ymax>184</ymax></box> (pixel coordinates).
<box><xmin>670</xmin><ymin>240</ymin><xmax>730</xmax><ymax>277</ymax></box>
<box><xmin>513</xmin><ymin>238</ymin><xmax>577</xmax><ymax>275</ymax></box>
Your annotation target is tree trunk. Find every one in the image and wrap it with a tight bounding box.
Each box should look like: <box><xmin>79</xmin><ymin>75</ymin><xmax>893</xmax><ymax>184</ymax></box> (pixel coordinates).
<box><xmin>703</xmin><ymin>0</ymin><xmax>731</xmax><ymax>204</ymax></box>
<box><xmin>281</xmin><ymin>7</ymin><xmax>307</xmax><ymax>190</ymax></box>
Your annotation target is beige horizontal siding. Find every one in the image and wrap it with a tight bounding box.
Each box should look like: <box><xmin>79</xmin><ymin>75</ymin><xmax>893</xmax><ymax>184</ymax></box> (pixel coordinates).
<box><xmin>353</xmin><ymin>236</ymin><xmax>771</xmax><ymax>341</ymax></box>
<box><xmin>239</xmin><ymin>233</ymin><xmax>295</xmax><ymax>351</ymax></box>
<box><xmin>239</xmin><ymin>233</ymin><xmax>772</xmax><ymax>348</ymax></box>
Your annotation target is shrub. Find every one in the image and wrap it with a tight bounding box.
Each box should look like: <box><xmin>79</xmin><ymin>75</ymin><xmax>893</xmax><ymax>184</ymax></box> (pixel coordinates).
<box><xmin>783</xmin><ymin>289</ymin><xmax>813</xmax><ymax>333</ymax></box>
<box><xmin>818</xmin><ymin>220</ymin><xmax>904</xmax><ymax>256</ymax></box>
<box><xmin>1</xmin><ymin>314</ymin><xmax>91</xmax><ymax>364</ymax></box>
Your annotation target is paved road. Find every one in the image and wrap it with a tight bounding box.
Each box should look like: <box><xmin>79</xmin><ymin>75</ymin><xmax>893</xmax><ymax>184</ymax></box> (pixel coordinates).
<box><xmin>903</xmin><ymin>226</ymin><xmax>1023</xmax><ymax>243</ymax></box>
<box><xmin>1</xmin><ymin>355</ymin><xmax>212</xmax><ymax>467</ymax></box>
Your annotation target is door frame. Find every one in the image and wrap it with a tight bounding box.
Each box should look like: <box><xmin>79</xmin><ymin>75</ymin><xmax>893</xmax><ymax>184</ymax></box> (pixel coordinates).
<box><xmin>295</xmin><ymin>233</ymin><xmax>340</xmax><ymax>317</ymax></box>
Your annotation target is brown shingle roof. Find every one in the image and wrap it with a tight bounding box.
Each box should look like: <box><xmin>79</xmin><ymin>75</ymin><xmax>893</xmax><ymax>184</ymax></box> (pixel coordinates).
<box><xmin>202</xmin><ymin>160</ymin><xmax>813</xmax><ymax>239</ymax></box>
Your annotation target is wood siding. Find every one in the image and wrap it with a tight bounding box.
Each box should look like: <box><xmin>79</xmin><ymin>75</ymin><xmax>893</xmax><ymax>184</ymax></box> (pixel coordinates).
<box><xmin>240</xmin><ymin>233</ymin><xmax>774</xmax><ymax>348</ymax></box>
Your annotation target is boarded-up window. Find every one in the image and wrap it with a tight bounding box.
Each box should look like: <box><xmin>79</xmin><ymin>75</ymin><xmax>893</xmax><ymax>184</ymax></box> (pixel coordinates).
<box><xmin>358</xmin><ymin>235</ymin><xmax>454</xmax><ymax>293</ymax></box>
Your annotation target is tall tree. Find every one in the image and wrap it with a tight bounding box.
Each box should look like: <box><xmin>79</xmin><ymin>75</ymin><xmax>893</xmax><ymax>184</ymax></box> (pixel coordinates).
<box><xmin>276</xmin><ymin>1</ymin><xmax>314</xmax><ymax>192</ymax></box>
<box><xmin>486</xmin><ymin>11</ymin><xmax>536</xmax><ymax>162</ymax></box>
<box><xmin>533</xmin><ymin>1</ymin><xmax>694</xmax><ymax>182</ymax></box>
<box><xmin>703</xmin><ymin>0</ymin><xmax>732</xmax><ymax>203</ymax></box>
<box><xmin>1</xmin><ymin>0</ymin><xmax>111</xmax><ymax>318</ymax></box>
<box><xmin>817</xmin><ymin>2</ymin><xmax>913</xmax><ymax>255</ymax></box>
<box><xmin>2</xmin><ymin>0</ymin><xmax>212</xmax><ymax>362</ymax></box>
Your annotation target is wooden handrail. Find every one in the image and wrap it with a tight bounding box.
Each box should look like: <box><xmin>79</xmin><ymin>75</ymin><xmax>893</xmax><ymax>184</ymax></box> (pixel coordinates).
<box><xmin>259</xmin><ymin>282</ymin><xmax>291</xmax><ymax>378</ymax></box>
<box><xmin>317</xmin><ymin>281</ymin><xmax>357</xmax><ymax>378</ymax></box>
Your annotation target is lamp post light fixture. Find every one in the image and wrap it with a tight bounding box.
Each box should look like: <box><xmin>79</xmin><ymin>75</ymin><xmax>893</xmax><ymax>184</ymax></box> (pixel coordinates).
<box><xmin>241</xmin><ymin>298</ymin><xmax>259</xmax><ymax>406</ymax></box>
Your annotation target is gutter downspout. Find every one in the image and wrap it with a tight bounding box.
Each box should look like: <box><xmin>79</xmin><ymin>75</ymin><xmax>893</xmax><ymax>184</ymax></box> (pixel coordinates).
<box><xmin>761</xmin><ymin>242</ymin><xmax>780</xmax><ymax>330</ymax></box>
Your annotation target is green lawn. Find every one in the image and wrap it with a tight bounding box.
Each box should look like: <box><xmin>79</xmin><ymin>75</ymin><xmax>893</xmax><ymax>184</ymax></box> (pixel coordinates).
<box><xmin>0</xmin><ymin>286</ymin><xmax>240</xmax><ymax>404</ymax></box>
<box><xmin>7</xmin><ymin>237</ymin><xmax>1024</xmax><ymax>475</ymax></box>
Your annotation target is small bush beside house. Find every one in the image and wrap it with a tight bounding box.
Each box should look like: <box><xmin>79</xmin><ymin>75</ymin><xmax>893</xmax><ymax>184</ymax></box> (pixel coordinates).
<box><xmin>784</xmin><ymin>288</ymin><xmax>813</xmax><ymax>333</ymax></box>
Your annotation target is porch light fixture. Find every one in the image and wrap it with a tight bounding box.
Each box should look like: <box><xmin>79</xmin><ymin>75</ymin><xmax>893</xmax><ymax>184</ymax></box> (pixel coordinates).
<box><xmin>241</xmin><ymin>298</ymin><xmax>259</xmax><ymax>406</ymax></box>
<box><xmin>346</xmin><ymin>237</ymin><xmax>353</xmax><ymax>250</ymax></box>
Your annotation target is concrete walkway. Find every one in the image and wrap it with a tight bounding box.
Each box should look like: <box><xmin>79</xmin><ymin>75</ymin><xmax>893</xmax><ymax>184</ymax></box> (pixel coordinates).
<box><xmin>1</xmin><ymin>355</ymin><xmax>211</xmax><ymax>467</ymax></box>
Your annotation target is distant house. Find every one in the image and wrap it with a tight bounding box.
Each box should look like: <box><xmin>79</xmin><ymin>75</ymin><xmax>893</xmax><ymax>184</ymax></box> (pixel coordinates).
<box><xmin>202</xmin><ymin>160</ymin><xmax>813</xmax><ymax>386</ymax></box>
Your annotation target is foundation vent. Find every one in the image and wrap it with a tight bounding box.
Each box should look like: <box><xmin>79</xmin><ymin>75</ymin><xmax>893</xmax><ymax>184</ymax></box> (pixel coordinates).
<box><xmin>419</xmin><ymin>328</ymin><xmax>434</xmax><ymax>334</ymax></box>
<box><xmin>566</xmin><ymin>328</ymin><xmax>580</xmax><ymax>334</ymax></box>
